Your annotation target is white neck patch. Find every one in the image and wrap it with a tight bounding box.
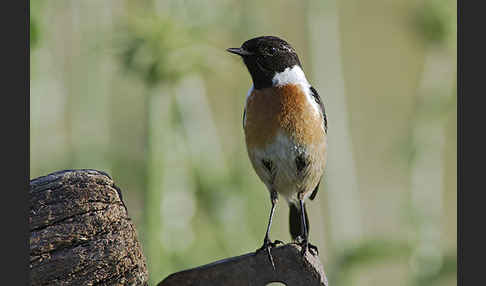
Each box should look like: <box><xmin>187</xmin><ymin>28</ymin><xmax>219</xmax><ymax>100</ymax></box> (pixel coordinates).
<box><xmin>272</xmin><ymin>65</ymin><xmax>310</xmax><ymax>88</ymax></box>
<box><xmin>271</xmin><ymin>65</ymin><xmax>320</xmax><ymax>116</ymax></box>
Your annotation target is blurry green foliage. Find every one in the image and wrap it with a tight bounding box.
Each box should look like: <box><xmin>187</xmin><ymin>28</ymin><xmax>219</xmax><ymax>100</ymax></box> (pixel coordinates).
<box><xmin>330</xmin><ymin>239</ymin><xmax>409</xmax><ymax>283</ymax></box>
<box><xmin>413</xmin><ymin>254</ymin><xmax>456</xmax><ymax>286</ymax></box>
<box><xmin>335</xmin><ymin>239</ymin><xmax>410</xmax><ymax>269</ymax></box>
<box><xmin>30</xmin><ymin>17</ymin><xmax>39</xmax><ymax>50</ymax></box>
<box><xmin>30</xmin><ymin>0</ymin><xmax>45</xmax><ymax>51</ymax></box>
<box><xmin>330</xmin><ymin>239</ymin><xmax>456</xmax><ymax>286</ymax></box>
<box><xmin>116</xmin><ymin>15</ymin><xmax>210</xmax><ymax>88</ymax></box>
<box><xmin>412</xmin><ymin>0</ymin><xmax>455</xmax><ymax>46</ymax></box>
<box><xmin>113</xmin><ymin>11</ymin><xmax>219</xmax><ymax>284</ymax></box>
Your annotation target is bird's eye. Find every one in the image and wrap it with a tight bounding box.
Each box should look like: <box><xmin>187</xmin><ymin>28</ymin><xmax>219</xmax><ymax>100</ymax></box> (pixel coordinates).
<box><xmin>268</xmin><ymin>47</ymin><xmax>277</xmax><ymax>55</ymax></box>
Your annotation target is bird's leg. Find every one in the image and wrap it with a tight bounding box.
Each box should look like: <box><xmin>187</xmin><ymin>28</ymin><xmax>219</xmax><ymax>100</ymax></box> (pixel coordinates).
<box><xmin>262</xmin><ymin>191</ymin><xmax>283</xmax><ymax>248</ymax></box>
<box><xmin>298</xmin><ymin>195</ymin><xmax>318</xmax><ymax>256</ymax></box>
<box><xmin>256</xmin><ymin>190</ymin><xmax>283</xmax><ymax>269</ymax></box>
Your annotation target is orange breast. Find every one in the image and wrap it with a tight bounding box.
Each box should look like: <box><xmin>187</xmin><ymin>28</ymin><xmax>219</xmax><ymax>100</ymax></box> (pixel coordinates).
<box><xmin>244</xmin><ymin>84</ymin><xmax>324</xmax><ymax>149</ymax></box>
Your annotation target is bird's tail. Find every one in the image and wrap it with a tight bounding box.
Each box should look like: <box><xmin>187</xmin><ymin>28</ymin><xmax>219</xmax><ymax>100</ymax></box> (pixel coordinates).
<box><xmin>289</xmin><ymin>202</ymin><xmax>309</xmax><ymax>241</ymax></box>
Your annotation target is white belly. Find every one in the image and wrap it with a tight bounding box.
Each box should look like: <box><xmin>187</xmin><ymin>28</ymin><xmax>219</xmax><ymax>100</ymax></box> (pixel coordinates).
<box><xmin>247</xmin><ymin>131</ymin><xmax>326</xmax><ymax>203</ymax></box>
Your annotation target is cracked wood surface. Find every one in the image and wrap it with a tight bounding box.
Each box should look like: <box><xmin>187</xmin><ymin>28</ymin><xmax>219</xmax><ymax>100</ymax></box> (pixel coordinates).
<box><xmin>158</xmin><ymin>243</ymin><xmax>328</xmax><ymax>286</ymax></box>
<box><xmin>29</xmin><ymin>169</ymin><xmax>148</xmax><ymax>286</ymax></box>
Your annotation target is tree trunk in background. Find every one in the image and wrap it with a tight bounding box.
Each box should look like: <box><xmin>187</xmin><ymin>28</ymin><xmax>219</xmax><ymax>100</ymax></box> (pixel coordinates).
<box><xmin>144</xmin><ymin>90</ymin><xmax>170</xmax><ymax>285</ymax></box>
<box><xmin>335</xmin><ymin>0</ymin><xmax>426</xmax><ymax>240</ymax></box>
<box><xmin>409</xmin><ymin>48</ymin><xmax>456</xmax><ymax>281</ymax></box>
<box><xmin>307</xmin><ymin>0</ymin><xmax>363</xmax><ymax>254</ymax></box>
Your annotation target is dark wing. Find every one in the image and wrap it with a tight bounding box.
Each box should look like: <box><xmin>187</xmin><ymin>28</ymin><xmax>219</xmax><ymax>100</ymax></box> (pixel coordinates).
<box><xmin>243</xmin><ymin>108</ymin><xmax>246</xmax><ymax>129</ymax></box>
<box><xmin>309</xmin><ymin>182</ymin><xmax>319</xmax><ymax>200</ymax></box>
<box><xmin>309</xmin><ymin>86</ymin><xmax>327</xmax><ymax>133</ymax></box>
<box><xmin>309</xmin><ymin>86</ymin><xmax>327</xmax><ymax>201</ymax></box>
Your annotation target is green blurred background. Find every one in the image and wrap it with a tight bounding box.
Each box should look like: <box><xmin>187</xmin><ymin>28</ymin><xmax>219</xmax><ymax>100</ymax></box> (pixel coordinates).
<box><xmin>30</xmin><ymin>0</ymin><xmax>457</xmax><ymax>285</ymax></box>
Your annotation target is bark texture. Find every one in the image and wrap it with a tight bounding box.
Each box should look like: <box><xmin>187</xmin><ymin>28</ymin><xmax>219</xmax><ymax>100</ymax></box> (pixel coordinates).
<box><xmin>29</xmin><ymin>169</ymin><xmax>148</xmax><ymax>286</ymax></box>
<box><xmin>158</xmin><ymin>243</ymin><xmax>328</xmax><ymax>286</ymax></box>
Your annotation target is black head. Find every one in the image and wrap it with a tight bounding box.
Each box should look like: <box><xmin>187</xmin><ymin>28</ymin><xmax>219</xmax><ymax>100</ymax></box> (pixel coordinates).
<box><xmin>227</xmin><ymin>36</ymin><xmax>302</xmax><ymax>89</ymax></box>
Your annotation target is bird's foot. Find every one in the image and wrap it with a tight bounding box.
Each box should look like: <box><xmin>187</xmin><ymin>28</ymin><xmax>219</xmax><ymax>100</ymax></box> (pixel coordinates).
<box><xmin>299</xmin><ymin>239</ymin><xmax>319</xmax><ymax>256</ymax></box>
<box><xmin>256</xmin><ymin>238</ymin><xmax>284</xmax><ymax>270</ymax></box>
<box><xmin>257</xmin><ymin>238</ymin><xmax>284</xmax><ymax>251</ymax></box>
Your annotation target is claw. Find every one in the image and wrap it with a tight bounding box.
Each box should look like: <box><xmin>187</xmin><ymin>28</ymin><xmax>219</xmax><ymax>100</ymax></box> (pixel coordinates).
<box><xmin>309</xmin><ymin>243</ymin><xmax>319</xmax><ymax>255</ymax></box>
<box><xmin>272</xmin><ymin>240</ymin><xmax>284</xmax><ymax>247</ymax></box>
<box><xmin>267</xmin><ymin>246</ymin><xmax>276</xmax><ymax>270</ymax></box>
<box><xmin>256</xmin><ymin>239</ymin><xmax>284</xmax><ymax>270</ymax></box>
<box><xmin>299</xmin><ymin>240</ymin><xmax>319</xmax><ymax>256</ymax></box>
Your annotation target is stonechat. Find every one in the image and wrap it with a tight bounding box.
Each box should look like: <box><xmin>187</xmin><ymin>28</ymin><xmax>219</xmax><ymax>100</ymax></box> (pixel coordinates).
<box><xmin>227</xmin><ymin>36</ymin><xmax>328</xmax><ymax>264</ymax></box>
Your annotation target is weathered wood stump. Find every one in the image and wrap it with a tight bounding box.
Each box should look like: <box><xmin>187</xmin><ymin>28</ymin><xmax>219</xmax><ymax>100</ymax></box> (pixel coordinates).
<box><xmin>29</xmin><ymin>169</ymin><xmax>148</xmax><ymax>286</ymax></box>
<box><xmin>158</xmin><ymin>243</ymin><xmax>328</xmax><ymax>286</ymax></box>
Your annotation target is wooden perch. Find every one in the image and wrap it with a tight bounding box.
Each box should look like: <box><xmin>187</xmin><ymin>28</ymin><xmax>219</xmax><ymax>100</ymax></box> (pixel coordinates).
<box><xmin>29</xmin><ymin>169</ymin><xmax>329</xmax><ymax>286</ymax></box>
<box><xmin>158</xmin><ymin>243</ymin><xmax>328</xmax><ymax>286</ymax></box>
<box><xmin>29</xmin><ymin>169</ymin><xmax>148</xmax><ymax>286</ymax></box>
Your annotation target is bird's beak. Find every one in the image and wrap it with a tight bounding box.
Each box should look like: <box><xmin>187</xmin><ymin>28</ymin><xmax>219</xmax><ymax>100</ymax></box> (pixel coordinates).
<box><xmin>226</xmin><ymin>47</ymin><xmax>253</xmax><ymax>56</ymax></box>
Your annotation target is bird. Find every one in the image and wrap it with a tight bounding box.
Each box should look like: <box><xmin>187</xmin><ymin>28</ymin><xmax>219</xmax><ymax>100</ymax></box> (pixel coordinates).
<box><xmin>227</xmin><ymin>36</ymin><xmax>328</xmax><ymax>265</ymax></box>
